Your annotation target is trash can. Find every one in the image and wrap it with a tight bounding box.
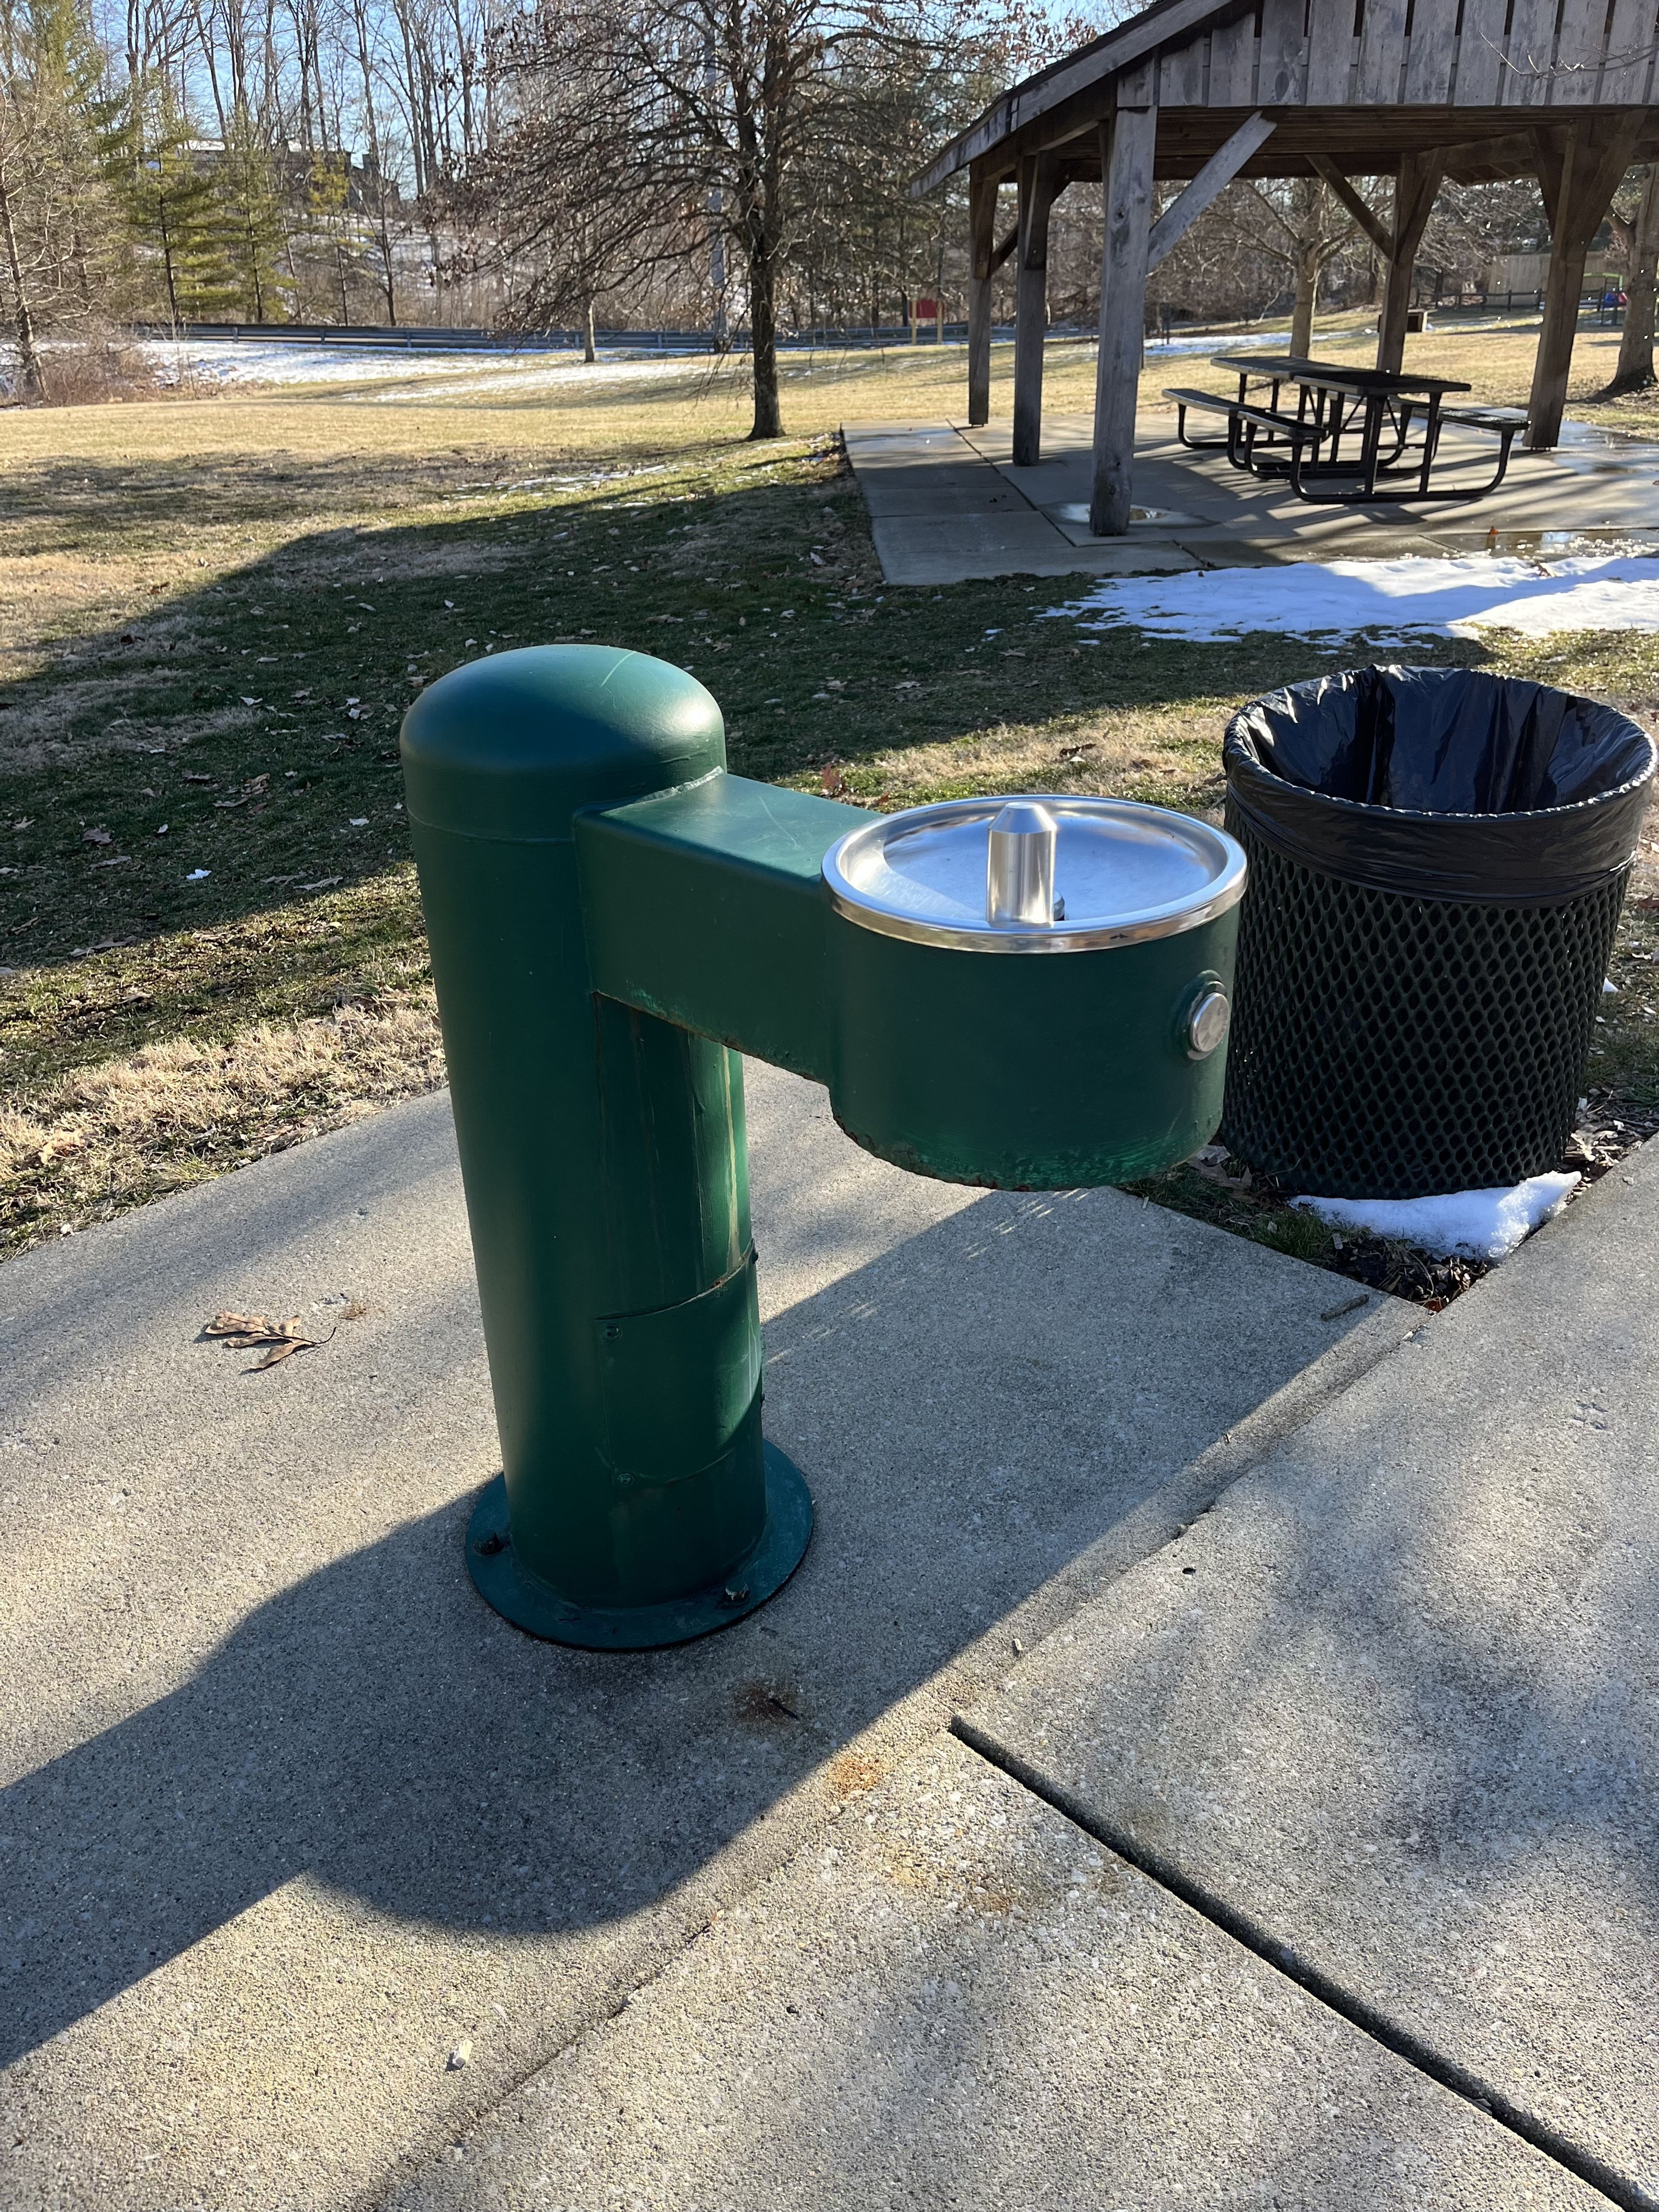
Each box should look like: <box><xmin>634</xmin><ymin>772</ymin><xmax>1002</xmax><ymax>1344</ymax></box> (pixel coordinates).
<box><xmin>1220</xmin><ymin>665</ymin><xmax>1656</xmax><ymax>1198</ymax></box>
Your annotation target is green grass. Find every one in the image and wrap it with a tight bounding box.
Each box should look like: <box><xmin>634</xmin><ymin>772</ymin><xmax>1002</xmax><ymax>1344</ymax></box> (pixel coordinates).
<box><xmin>3</xmin><ymin>381</ymin><xmax>1657</xmax><ymax>1272</ymax></box>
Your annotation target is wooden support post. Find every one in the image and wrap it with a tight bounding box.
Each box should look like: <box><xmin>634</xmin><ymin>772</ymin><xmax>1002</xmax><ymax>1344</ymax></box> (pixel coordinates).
<box><xmin>967</xmin><ymin>166</ymin><xmax>996</xmax><ymax>428</ymax></box>
<box><xmin>1012</xmin><ymin>153</ymin><xmax>1058</xmax><ymax>467</ymax></box>
<box><xmin>1090</xmin><ymin>83</ymin><xmax>1157</xmax><ymax>539</ymax></box>
<box><xmin>1528</xmin><ymin>116</ymin><xmax>1646</xmax><ymax>448</ymax></box>
<box><xmin>1377</xmin><ymin>152</ymin><xmax>1445</xmax><ymax>374</ymax></box>
<box><xmin>1307</xmin><ymin>155</ymin><xmax>1393</xmax><ymax>260</ymax></box>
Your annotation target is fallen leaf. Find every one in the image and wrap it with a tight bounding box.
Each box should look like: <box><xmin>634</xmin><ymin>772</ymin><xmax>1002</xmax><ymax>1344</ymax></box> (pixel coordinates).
<box><xmin>203</xmin><ymin>1308</ymin><xmax>328</xmax><ymax>1371</ymax></box>
<box><xmin>254</xmin><ymin>1338</ymin><xmax>306</xmax><ymax>1369</ymax></box>
<box><xmin>301</xmin><ymin>874</ymin><xmax>343</xmax><ymax>890</ymax></box>
<box><xmin>820</xmin><ymin>766</ymin><xmax>846</xmax><ymax>796</ymax></box>
<box><xmin>82</xmin><ymin>826</ymin><xmax>111</xmax><ymax>845</ymax></box>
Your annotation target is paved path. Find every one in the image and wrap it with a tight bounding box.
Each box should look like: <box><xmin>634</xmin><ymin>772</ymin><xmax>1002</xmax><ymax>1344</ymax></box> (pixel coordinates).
<box><xmin>963</xmin><ymin>1128</ymin><xmax>1659</xmax><ymax>2206</ymax></box>
<box><xmin>849</xmin><ymin>414</ymin><xmax>1659</xmax><ymax>585</ymax></box>
<box><xmin>0</xmin><ymin>1066</ymin><xmax>1401</xmax><ymax>2209</ymax></box>
<box><xmin>400</xmin><ymin>1131</ymin><xmax>1659</xmax><ymax>2212</ymax></box>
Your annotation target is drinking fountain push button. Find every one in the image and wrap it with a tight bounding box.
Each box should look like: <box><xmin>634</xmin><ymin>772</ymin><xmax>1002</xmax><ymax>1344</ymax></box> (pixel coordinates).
<box><xmin>987</xmin><ymin>802</ymin><xmax>1058</xmax><ymax>927</ymax></box>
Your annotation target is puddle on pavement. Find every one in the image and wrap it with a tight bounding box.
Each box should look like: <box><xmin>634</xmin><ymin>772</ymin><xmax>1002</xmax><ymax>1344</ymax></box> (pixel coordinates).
<box><xmin>1542</xmin><ymin>420</ymin><xmax>1659</xmax><ymax>478</ymax></box>
<box><xmin>1435</xmin><ymin>527</ymin><xmax>1659</xmax><ymax>559</ymax></box>
<box><xmin>1049</xmin><ymin>502</ymin><xmax>1205</xmax><ymax>528</ymax></box>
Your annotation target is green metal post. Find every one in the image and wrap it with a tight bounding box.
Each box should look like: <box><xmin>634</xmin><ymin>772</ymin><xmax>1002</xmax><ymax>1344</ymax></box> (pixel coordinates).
<box><xmin>401</xmin><ymin>645</ymin><xmax>811</xmax><ymax>1650</ymax></box>
<box><xmin>406</xmin><ymin>644</ymin><xmax>1243</xmax><ymax>1652</ymax></box>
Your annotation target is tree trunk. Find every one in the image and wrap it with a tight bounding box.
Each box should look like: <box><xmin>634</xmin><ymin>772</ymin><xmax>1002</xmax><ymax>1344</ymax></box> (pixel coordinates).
<box><xmin>0</xmin><ymin>161</ymin><xmax>47</xmax><ymax>400</ymax></box>
<box><xmin>1290</xmin><ymin>239</ymin><xmax>1318</xmax><ymax>358</ymax></box>
<box><xmin>159</xmin><ymin>197</ymin><xmax>180</xmax><ymax>322</ymax></box>
<box><xmin>746</xmin><ymin>223</ymin><xmax>782</xmax><ymax>439</ymax></box>
<box><xmin>1608</xmin><ymin>165</ymin><xmax>1659</xmax><ymax>394</ymax></box>
<box><xmin>583</xmin><ymin>299</ymin><xmax>596</xmax><ymax>362</ymax></box>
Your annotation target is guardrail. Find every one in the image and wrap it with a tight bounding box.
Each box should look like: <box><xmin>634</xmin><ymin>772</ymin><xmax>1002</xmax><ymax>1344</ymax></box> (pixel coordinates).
<box><xmin>130</xmin><ymin>320</ymin><xmax>999</xmax><ymax>353</ymax></box>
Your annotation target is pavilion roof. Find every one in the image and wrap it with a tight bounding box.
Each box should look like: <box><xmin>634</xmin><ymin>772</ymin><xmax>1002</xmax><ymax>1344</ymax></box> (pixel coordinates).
<box><xmin>914</xmin><ymin>0</ymin><xmax>1659</xmax><ymax>194</ymax></box>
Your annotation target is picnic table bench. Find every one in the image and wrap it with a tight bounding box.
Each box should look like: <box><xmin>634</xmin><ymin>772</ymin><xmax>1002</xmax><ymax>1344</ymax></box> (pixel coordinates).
<box><xmin>1166</xmin><ymin>355</ymin><xmax>1528</xmax><ymax>504</ymax></box>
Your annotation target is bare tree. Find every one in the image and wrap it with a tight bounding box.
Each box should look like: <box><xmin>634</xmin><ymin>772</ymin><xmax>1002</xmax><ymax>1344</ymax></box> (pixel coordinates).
<box><xmin>483</xmin><ymin>0</ymin><xmax>1015</xmax><ymax>438</ymax></box>
<box><xmin>343</xmin><ymin>0</ymin><xmax>398</xmax><ymax>315</ymax></box>
<box><xmin>1605</xmin><ymin>163</ymin><xmax>1659</xmax><ymax>394</ymax></box>
<box><xmin>1231</xmin><ymin>178</ymin><xmax>1357</xmax><ymax>357</ymax></box>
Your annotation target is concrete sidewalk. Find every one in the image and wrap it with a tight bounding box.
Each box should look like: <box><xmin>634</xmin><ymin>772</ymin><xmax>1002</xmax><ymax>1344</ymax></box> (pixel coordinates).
<box><xmin>0</xmin><ymin>1065</ymin><xmax>1403</xmax><ymax>2210</ymax></box>
<box><xmin>402</xmin><ymin>1135</ymin><xmax>1659</xmax><ymax>2209</ymax></box>
<box><xmin>849</xmin><ymin>415</ymin><xmax>1659</xmax><ymax>586</ymax></box>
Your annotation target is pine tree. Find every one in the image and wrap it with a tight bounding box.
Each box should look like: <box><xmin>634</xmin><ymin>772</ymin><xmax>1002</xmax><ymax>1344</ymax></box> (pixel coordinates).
<box><xmin>121</xmin><ymin>90</ymin><xmax>228</xmax><ymax>321</ymax></box>
<box><xmin>213</xmin><ymin>106</ymin><xmax>289</xmax><ymax>322</ymax></box>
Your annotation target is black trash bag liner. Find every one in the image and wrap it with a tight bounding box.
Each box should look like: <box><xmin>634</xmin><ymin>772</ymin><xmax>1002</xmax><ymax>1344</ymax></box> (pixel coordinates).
<box><xmin>1226</xmin><ymin>666</ymin><xmax>1656</xmax><ymax>903</ymax></box>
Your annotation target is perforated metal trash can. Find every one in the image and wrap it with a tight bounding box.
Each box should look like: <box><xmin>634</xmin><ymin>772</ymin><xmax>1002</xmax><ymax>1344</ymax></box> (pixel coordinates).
<box><xmin>1220</xmin><ymin>666</ymin><xmax>1656</xmax><ymax>1199</ymax></box>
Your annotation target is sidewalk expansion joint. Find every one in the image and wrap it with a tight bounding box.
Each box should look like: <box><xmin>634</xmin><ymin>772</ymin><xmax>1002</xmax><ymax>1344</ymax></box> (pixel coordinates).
<box><xmin>949</xmin><ymin>1714</ymin><xmax>1636</xmax><ymax>2212</ymax></box>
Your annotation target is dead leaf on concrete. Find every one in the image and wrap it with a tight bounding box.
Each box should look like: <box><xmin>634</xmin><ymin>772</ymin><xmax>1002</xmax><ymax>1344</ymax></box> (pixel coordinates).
<box><xmin>202</xmin><ymin>1297</ymin><xmax>373</xmax><ymax>1371</ymax></box>
<box><xmin>252</xmin><ymin>1335</ymin><xmax>309</xmax><ymax>1368</ymax></box>
<box><xmin>203</xmin><ymin>1309</ymin><xmax>324</xmax><ymax>1371</ymax></box>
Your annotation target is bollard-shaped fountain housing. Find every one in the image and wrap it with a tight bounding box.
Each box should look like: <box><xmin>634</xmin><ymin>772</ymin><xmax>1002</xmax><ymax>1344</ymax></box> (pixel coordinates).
<box><xmin>402</xmin><ymin>645</ymin><xmax>1245</xmax><ymax>1649</ymax></box>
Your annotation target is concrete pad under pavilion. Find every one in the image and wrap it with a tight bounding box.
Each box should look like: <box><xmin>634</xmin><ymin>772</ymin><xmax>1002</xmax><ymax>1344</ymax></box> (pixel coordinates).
<box><xmin>847</xmin><ymin>410</ymin><xmax>1659</xmax><ymax>585</ymax></box>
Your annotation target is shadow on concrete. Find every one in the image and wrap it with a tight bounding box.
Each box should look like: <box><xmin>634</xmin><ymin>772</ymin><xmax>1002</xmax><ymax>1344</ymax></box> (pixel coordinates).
<box><xmin>0</xmin><ymin>1083</ymin><xmax>1398</xmax><ymax>2070</ymax></box>
<box><xmin>955</xmin><ymin>1139</ymin><xmax>1659</xmax><ymax>2204</ymax></box>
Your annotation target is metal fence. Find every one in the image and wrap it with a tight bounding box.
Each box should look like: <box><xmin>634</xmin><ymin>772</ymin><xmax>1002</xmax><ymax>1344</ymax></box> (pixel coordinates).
<box><xmin>130</xmin><ymin>318</ymin><xmax>996</xmax><ymax>353</ymax></box>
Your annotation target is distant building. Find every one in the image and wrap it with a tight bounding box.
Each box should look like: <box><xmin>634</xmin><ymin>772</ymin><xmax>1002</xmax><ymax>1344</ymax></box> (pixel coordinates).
<box><xmin>182</xmin><ymin>140</ymin><xmax>401</xmax><ymax>211</ymax></box>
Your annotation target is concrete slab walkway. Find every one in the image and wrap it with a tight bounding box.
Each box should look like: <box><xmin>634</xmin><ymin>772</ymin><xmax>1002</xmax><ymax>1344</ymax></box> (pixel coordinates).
<box><xmin>959</xmin><ymin>1128</ymin><xmax>1659</xmax><ymax>2206</ymax></box>
<box><xmin>849</xmin><ymin>413</ymin><xmax>1659</xmax><ymax>586</ymax></box>
<box><xmin>392</xmin><ymin>1133</ymin><xmax>1659</xmax><ymax>2212</ymax></box>
<box><xmin>401</xmin><ymin>1735</ymin><xmax>1604</xmax><ymax>2212</ymax></box>
<box><xmin>0</xmin><ymin>1064</ymin><xmax>1402</xmax><ymax>2210</ymax></box>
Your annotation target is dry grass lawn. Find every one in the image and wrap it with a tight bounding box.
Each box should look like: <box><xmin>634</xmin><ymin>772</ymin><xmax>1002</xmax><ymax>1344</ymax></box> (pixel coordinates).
<box><xmin>3</xmin><ymin>321</ymin><xmax>1657</xmax><ymax>1266</ymax></box>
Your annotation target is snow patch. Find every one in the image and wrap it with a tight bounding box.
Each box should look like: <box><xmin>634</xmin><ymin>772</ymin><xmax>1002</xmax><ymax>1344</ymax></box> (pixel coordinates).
<box><xmin>1145</xmin><ymin>326</ymin><xmax>1294</xmax><ymax>355</ymax></box>
<box><xmin>126</xmin><ymin>338</ymin><xmax>711</xmax><ymax>393</ymax></box>
<box><xmin>1290</xmin><ymin>1171</ymin><xmax>1580</xmax><ymax>1262</ymax></box>
<box><xmin>1046</xmin><ymin>553</ymin><xmax>1659</xmax><ymax>642</ymax></box>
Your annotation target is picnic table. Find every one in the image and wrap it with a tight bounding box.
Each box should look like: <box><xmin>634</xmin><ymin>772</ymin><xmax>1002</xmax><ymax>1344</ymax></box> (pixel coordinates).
<box><xmin>1165</xmin><ymin>353</ymin><xmax>1528</xmax><ymax>505</ymax></box>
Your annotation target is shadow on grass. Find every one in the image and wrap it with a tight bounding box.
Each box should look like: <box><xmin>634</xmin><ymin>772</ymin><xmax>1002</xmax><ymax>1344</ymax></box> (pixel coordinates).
<box><xmin>0</xmin><ymin>444</ymin><xmax>1485</xmax><ymax>976</ymax></box>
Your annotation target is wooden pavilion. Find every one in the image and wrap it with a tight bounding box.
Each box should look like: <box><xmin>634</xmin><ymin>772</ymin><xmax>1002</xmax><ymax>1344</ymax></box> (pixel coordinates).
<box><xmin>913</xmin><ymin>0</ymin><xmax>1659</xmax><ymax>532</ymax></box>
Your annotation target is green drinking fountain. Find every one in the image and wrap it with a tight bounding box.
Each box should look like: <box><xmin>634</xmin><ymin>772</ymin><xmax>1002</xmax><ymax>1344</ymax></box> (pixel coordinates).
<box><xmin>400</xmin><ymin>644</ymin><xmax>1245</xmax><ymax>1650</ymax></box>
